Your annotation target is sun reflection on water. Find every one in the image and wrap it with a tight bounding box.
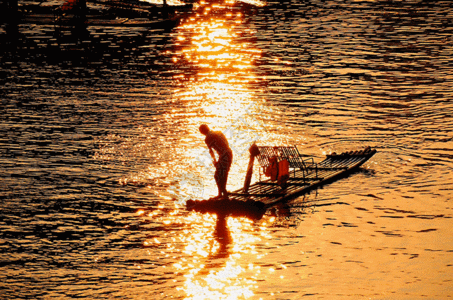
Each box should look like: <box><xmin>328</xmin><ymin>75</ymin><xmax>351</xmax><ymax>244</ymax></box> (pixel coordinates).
<box><xmin>170</xmin><ymin>2</ymin><xmax>264</xmax><ymax>129</ymax></box>
<box><xmin>141</xmin><ymin>207</ymin><xmax>276</xmax><ymax>299</ymax></box>
<box><xmin>176</xmin><ymin>16</ymin><xmax>261</xmax><ymax>73</ymax></box>
<box><xmin>176</xmin><ymin>214</ymin><xmax>274</xmax><ymax>300</ymax></box>
<box><xmin>164</xmin><ymin>6</ymin><xmax>275</xmax><ymax>297</ymax></box>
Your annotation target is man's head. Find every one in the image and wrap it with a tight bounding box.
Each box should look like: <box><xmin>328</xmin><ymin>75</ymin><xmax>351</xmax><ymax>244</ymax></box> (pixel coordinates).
<box><xmin>199</xmin><ymin>124</ymin><xmax>210</xmax><ymax>135</ymax></box>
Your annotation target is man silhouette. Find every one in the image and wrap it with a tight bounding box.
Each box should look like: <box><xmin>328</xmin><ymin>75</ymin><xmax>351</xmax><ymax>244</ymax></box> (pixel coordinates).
<box><xmin>199</xmin><ymin>124</ymin><xmax>233</xmax><ymax>199</ymax></box>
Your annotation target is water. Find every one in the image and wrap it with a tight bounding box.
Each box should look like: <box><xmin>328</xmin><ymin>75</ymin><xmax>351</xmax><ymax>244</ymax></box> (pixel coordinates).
<box><xmin>1</xmin><ymin>0</ymin><xmax>453</xmax><ymax>299</ymax></box>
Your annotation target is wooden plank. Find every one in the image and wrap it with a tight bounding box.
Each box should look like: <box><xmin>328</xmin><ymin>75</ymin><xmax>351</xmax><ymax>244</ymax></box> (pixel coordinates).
<box><xmin>288</xmin><ymin>177</ymin><xmax>324</xmax><ymax>181</ymax></box>
<box><xmin>230</xmin><ymin>192</ymin><xmax>285</xmax><ymax>197</ymax></box>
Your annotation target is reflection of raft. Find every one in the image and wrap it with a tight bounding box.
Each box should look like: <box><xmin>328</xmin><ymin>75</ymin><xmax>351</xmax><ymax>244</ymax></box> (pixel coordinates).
<box><xmin>187</xmin><ymin>146</ymin><xmax>377</xmax><ymax>218</ymax></box>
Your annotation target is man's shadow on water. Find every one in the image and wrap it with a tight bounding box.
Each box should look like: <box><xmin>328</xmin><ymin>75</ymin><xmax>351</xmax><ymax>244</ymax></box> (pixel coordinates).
<box><xmin>199</xmin><ymin>212</ymin><xmax>242</xmax><ymax>272</ymax></box>
<box><xmin>186</xmin><ymin>198</ymin><xmax>267</xmax><ymax>270</ymax></box>
<box><xmin>210</xmin><ymin>212</ymin><xmax>232</xmax><ymax>260</ymax></box>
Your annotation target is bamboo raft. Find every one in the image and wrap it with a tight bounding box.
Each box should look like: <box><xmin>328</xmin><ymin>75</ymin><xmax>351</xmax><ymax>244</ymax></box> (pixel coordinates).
<box><xmin>186</xmin><ymin>145</ymin><xmax>377</xmax><ymax>218</ymax></box>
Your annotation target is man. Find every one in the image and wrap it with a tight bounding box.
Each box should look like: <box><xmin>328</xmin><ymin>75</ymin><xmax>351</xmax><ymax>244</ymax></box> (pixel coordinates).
<box><xmin>199</xmin><ymin>124</ymin><xmax>233</xmax><ymax>199</ymax></box>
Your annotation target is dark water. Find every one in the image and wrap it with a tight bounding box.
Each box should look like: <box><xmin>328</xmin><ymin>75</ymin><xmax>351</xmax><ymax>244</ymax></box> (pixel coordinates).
<box><xmin>1</xmin><ymin>0</ymin><xmax>453</xmax><ymax>299</ymax></box>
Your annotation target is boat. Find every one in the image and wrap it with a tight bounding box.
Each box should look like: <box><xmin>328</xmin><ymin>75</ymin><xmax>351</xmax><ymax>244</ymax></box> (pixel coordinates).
<box><xmin>186</xmin><ymin>145</ymin><xmax>376</xmax><ymax>218</ymax></box>
<box><xmin>18</xmin><ymin>0</ymin><xmax>193</xmax><ymax>29</ymax></box>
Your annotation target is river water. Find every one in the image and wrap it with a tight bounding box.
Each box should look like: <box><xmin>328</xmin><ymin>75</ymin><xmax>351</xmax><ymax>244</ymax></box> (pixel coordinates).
<box><xmin>1</xmin><ymin>0</ymin><xmax>452</xmax><ymax>299</ymax></box>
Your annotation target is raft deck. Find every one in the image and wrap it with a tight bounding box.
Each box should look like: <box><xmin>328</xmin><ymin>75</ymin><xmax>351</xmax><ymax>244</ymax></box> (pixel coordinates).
<box><xmin>231</xmin><ymin>147</ymin><xmax>376</xmax><ymax>206</ymax></box>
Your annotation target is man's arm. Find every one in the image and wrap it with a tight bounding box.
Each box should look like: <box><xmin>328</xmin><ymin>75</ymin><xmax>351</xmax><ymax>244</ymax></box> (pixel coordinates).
<box><xmin>208</xmin><ymin>147</ymin><xmax>217</xmax><ymax>165</ymax></box>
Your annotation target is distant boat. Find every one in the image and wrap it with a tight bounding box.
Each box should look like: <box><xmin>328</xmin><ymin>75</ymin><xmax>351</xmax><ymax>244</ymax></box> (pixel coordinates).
<box><xmin>19</xmin><ymin>0</ymin><xmax>193</xmax><ymax>29</ymax></box>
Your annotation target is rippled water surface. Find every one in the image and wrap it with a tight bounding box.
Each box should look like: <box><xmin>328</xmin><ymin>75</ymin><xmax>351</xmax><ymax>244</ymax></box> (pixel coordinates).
<box><xmin>1</xmin><ymin>0</ymin><xmax>453</xmax><ymax>299</ymax></box>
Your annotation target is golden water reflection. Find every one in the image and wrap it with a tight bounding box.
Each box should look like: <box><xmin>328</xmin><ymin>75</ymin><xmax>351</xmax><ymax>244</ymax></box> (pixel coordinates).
<box><xmin>171</xmin><ymin>0</ymin><xmax>263</xmax><ymax>125</ymax></box>
<box><xmin>175</xmin><ymin>18</ymin><xmax>261</xmax><ymax>72</ymax></box>
<box><xmin>142</xmin><ymin>208</ymin><xmax>276</xmax><ymax>299</ymax></box>
<box><xmin>178</xmin><ymin>216</ymin><xmax>259</xmax><ymax>300</ymax></box>
<box><xmin>153</xmin><ymin>3</ymin><xmax>284</xmax><ymax>297</ymax></box>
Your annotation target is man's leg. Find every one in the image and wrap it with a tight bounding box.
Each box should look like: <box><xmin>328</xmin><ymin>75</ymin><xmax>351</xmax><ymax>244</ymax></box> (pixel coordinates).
<box><xmin>219</xmin><ymin>154</ymin><xmax>231</xmax><ymax>197</ymax></box>
<box><xmin>220</xmin><ymin>169</ymin><xmax>228</xmax><ymax>197</ymax></box>
<box><xmin>214</xmin><ymin>166</ymin><xmax>222</xmax><ymax>198</ymax></box>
